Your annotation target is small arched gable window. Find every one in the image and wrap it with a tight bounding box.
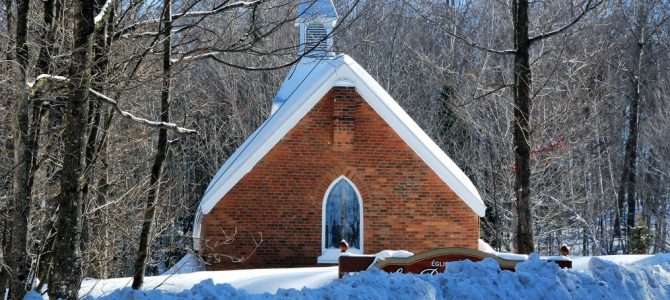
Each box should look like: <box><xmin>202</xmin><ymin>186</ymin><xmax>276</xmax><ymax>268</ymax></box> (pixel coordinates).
<box><xmin>318</xmin><ymin>176</ymin><xmax>363</xmax><ymax>263</ymax></box>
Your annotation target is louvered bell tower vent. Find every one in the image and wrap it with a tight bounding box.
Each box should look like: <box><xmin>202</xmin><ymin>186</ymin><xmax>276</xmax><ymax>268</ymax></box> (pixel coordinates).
<box><xmin>296</xmin><ymin>0</ymin><xmax>338</xmax><ymax>56</ymax></box>
<box><xmin>305</xmin><ymin>23</ymin><xmax>329</xmax><ymax>53</ymax></box>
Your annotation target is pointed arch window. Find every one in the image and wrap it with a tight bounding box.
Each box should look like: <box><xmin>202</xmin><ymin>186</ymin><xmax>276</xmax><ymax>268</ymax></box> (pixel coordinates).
<box><xmin>318</xmin><ymin>176</ymin><xmax>363</xmax><ymax>263</ymax></box>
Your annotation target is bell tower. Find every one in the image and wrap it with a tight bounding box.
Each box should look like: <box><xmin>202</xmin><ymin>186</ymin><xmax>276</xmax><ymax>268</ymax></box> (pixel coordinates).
<box><xmin>297</xmin><ymin>0</ymin><xmax>338</xmax><ymax>56</ymax></box>
<box><xmin>270</xmin><ymin>0</ymin><xmax>340</xmax><ymax>115</ymax></box>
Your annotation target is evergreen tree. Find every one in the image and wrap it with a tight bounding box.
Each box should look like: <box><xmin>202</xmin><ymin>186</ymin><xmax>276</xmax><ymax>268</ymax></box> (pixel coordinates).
<box><xmin>629</xmin><ymin>217</ymin><xmax>654</xmax><ymax>254</ymax></box>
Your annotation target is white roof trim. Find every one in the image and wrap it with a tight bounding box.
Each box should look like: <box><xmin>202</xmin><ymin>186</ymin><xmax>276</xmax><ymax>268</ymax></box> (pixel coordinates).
<box><xmin>192</xmin><ymin>54</ymin><xmax>486</xmax><ymax>242</ymax></box>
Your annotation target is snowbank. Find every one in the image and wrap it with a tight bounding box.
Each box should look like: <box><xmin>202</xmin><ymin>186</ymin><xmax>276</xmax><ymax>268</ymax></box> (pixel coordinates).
<box><xmin>161</xmin><ymin>254</ymin><xmax>207</xmax><ymax>275</ymax></box>
<box><xmin>478</xmin><ymin>238</ymin><xmax>528</xmax><ymax>261</ymax></box>
<box><xmin>61</xmin><ymin>253</ymin><xmax>670</xmax><ymax>300</ymax></box>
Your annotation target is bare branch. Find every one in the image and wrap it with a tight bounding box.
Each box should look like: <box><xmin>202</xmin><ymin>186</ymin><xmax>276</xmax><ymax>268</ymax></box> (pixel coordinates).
<box><xmin>217</xmin><ymin>227</ymin><xmax>238</xmax><ymax>245</ymax></box>
<box><xmin>176</xmin><ymin>51</ymin><xmax>301</xmax><ymax>71</ymax></box>
<box><xmin>113</xmin><ymin>1</ymin><xmax>262</xmax><ymax>39</ymax></box>
<box><xmin>174</xmin><ymin>0</ymin><xmax>363</xmax><ymax>69</ymax></box>
<box><xmin>529</xmin><ymin>0</ymin><xmax>602</xmax><ymax>44</ymax></box>
<box><xmin>403</xmin><ymin>0</ymin><xmax>516</xmax><ymax>55</ymax></box>
<box><xmin>210</xmin><ymin>232</ymin><xmax>263</xmax><ymax>264</ymax></box>
<box><xmin>88</xmin><ymin>89</ymin><xmax>198</xmax><ymax>135</ymax></box>
<box><xmin>473</xmin><ymin>84</ymin><xmax>514</xmax><ymax>100</ymax></box>
<box><xmin>442</xmin><ymin>31</ymin><xmax>516</xmax><ymax>55</ymax></box>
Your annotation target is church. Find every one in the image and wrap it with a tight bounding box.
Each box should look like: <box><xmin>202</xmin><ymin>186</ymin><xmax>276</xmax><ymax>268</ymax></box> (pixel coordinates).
<box><xmin>192</xmin><ymin>0</ymin><xmax>486</xmax><ymax>269</ymax></box>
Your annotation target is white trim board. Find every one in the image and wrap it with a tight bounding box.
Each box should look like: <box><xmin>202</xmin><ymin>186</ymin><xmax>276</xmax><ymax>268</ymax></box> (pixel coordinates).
<box><xmin>192</xmin><ymin>54</ymin><xmax>486</xmax><ymax>243</ymax></box>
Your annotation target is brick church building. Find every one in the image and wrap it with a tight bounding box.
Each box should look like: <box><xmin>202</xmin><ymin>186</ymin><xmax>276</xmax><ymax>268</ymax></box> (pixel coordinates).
<box><xmin>192</xmin><ymin>0</ymin><xmax>486</xmax><ymax>269</ymax></box>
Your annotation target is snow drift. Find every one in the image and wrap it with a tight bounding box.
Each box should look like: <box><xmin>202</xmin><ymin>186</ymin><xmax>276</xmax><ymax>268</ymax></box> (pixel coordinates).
<box><xmin>45</xmin><ymin>253</ymin><xmax>670</xmax><ymax>300</ymax></box>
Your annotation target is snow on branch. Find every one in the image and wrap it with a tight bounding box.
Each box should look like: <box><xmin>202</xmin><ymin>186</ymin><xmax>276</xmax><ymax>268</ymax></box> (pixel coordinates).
<box><xmin>114</xmin><ymin>20</ymin><xmax>156</xmax><ymax>39</ymax></box>
<box><xmin>27</xmin><ymin>76</ymin><xmax>197</xmax><ymax>134</ymax></box>
<box><xmin>89</xmin><ymin>89</ymin><xmax>198</xmax><ymax>135</ymax></box>
<box><xmin>172</xmin><ymin>0</ymin><xmax>262</xmax><ymax>20</ymax></box>
<box><xmin>27</xmin><ymin>74</ymin><xmax>69</xmax><ymax>97</ymax></box>
<box><xmin>94</xmin><ymin>0</ymin><xmax>114</xmax><ymax>29</ymax></box>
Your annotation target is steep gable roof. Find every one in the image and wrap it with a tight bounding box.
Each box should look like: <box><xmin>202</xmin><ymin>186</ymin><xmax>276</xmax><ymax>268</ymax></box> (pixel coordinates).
<box><xmin>193</xmin><ymin>54</ymin><xmax>486</xmax><ymax>243</ymax></box>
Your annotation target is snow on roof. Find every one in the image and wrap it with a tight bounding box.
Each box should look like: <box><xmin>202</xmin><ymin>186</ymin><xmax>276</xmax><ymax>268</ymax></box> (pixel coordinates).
<box><xmin>192</xmin><ymin>54</ymin><xmax>486</xmax><ymax>242</ymax></box>
<box><xmin>272</xmin><ymin>57</ymin><xmax>334</xmax><ymax>104</ymax></box>
<box><xmin>297</xmin><ymin>0</ymin><xmax>338</xmax><ymax>20</ymax></box>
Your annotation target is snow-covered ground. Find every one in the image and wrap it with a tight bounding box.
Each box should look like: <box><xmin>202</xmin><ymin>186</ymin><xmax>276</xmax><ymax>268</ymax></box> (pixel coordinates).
<box><xmin>25</xmin><ymin>253</ymin><xmax>670</xmax><ymax>299</ymax></box>
<box><xmin>77</xmin><ymin>266</ymin><xmax>338</xmax><ymax>298</ymax></box>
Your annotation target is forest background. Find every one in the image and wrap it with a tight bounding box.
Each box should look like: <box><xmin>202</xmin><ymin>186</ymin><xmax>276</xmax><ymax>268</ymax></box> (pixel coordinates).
<box><xmin>0</xmin><ymin>0</ymin><xmax>668</xmax><ymax>299</ymax></box>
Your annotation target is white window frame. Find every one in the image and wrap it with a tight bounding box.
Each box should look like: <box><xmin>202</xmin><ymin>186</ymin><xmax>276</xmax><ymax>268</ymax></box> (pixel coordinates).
<box><xmin>317</xmin><ymin>175</ymin><xmax>364</xmax><ymax>264</ymax></box>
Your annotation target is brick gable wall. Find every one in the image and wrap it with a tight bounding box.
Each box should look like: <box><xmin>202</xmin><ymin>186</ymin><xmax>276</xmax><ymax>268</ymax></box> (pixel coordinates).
<box><xmin>201</xmin><ymin>87</ymin><xmax>479</xmax><ymax>269</ymax></box>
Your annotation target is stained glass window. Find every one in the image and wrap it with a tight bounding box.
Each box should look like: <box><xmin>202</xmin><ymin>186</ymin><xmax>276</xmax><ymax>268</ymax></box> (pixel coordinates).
<box><xmin>324</xmin><ymin>178</ymin><xmax>361</xmax><ymax>250</ymax></box>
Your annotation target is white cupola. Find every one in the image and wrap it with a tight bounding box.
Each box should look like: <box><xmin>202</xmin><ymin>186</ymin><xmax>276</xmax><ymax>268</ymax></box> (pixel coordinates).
<box><xmin>296</xmin><ymin>0</ymin><xmax>338</xmax><ymax>56</ymax></box>
<box><xmin>269</xmin><ymin>1</ymin><xmax>340</xmax><ymax>115</ymax></box>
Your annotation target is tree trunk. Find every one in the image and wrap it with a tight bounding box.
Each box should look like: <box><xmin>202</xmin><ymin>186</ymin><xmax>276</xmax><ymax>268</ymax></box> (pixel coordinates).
<box><xmin>92</xmin><ymin>110</ymin><xmax>113</xmax><ymax>278</ymax></box>
<box><xmin>0</xmin><ymin>0</ymin><xmax>15</xmax><ymax>289</ymax></box>
<box><xmin>2</xmin><ymin>0</ymin><xmax>13</xmax><ymax>61</ymax></box>
<box><xmin>48</xmin><ymin>1</ymin><xmax>95</xmax><ymax>299</ymax></box>
<box><xmin>90</xmin><ymin>101</ymin><xmax>114</xmax><ymax>279</ymax></box>
<box><xmin>92</xmin><ymin>4</ymin><xmax>115</xmax><ymax>279</ymax></box>
<box><xmin>81</xmin><ymin>0</ymin><xmax>114</xmax><ymax>277</ymax></box>
<box><xmin>621</xmin><ymin>35</ymin><xmax>644</xmax><ymax>253</ymax></box>
<box><xmin>32</xmin><ymin>1</ymin><xmax>62</xmax><ymax>289</ymax></box>
<box><xmin>7</xmin><ymin>0</ymin><xmax>34</xmax><ymax>298</ymax></box>
<box><xmin>131</xmin><ymin>0</ymin><xmax>172</xmax><ymax>289</ymax></box>
<box><xmin>615</xmin><ymin>6</ymin><xmax>648</xmax><ymax>253</ymax></box>
<box><xmin>512</xmin><ymin>0</ymin><xmax>534</xmax><ymax>254</ymax></box>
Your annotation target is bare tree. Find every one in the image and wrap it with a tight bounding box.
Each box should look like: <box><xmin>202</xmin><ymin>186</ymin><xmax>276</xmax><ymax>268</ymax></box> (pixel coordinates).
<box><xmin>132</xmin><ymin>0</ymin><xmax>173</xmax><ymax>289</ymax></box>
<box><xmin>403</xmin><ymin>0</ymin><xmax>600</xmax><ymax>253</ymax></box>
<box><xmin>2</xmin><ymin>2</ymin><xmax>670</xmax><ymax>298</ymax></box>
<box><xmin>6</xmin><ymin>0</ymin><xmax>40</xmax><ymax>298</ymax></box>
<box><xmin>613</xmin><ymin>0</ymin><xmax>670</xmax><ymax>253</ymax></box>
<box><xmin>48</xmin><ymin>1</ymin><xmax>96</xmax><ymax>298</ymax></box>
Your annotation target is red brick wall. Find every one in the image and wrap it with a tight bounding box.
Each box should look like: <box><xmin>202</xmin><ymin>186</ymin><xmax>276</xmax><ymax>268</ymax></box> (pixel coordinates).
<box><xmin>201</xmin><ymin>87</ymin><xmax>479</xmax><ymax>269</ymax></box>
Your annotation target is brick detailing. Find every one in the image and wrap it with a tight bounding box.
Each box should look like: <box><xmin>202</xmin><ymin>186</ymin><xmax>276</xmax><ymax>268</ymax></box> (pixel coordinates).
<box><xmin>333</xmin><ymin>87</ymin><xmax>357</xmax><ymax>152</ymax></box>
<box><xmin>201</xmin><ymin>87</ymin><xmax>480</xmax><ymax>270</ymax></box>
